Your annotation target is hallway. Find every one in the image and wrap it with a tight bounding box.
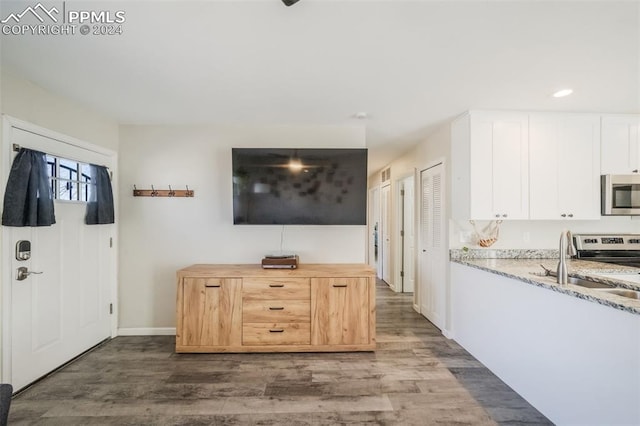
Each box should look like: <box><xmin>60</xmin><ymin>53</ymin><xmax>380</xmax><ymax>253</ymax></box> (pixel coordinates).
<box><xmin>8</xmin><ymin>281</ymin><xmax>551</xmax><ymax>425</ymax></box>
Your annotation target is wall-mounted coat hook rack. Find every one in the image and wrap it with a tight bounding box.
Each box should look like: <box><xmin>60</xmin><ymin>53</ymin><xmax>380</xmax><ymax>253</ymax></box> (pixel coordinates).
<box><xmin>133</xmin><ymin>185</ymin><xmax>194</xmax><ymax>198</ymax></box>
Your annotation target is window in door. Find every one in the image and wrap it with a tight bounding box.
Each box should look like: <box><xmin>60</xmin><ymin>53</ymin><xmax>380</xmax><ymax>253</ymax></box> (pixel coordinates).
<box><xmin>46</xmin><ymin>155</ymin><xmax>95</xmax><ymax>202</ymax></box>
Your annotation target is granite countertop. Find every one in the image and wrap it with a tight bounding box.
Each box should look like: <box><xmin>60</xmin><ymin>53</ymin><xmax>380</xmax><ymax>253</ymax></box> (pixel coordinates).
<box><xmin>450</xmin><ymin>250</ymin><xmax>640</xmax><ymax>316</ymax></box>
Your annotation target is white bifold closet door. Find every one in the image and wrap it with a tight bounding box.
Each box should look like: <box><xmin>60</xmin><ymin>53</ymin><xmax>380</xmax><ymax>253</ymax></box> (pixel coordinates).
<box><xmin>419</xmin><ymin>163</ymin><xmax>445</xmax><ymax>330</ymax></box>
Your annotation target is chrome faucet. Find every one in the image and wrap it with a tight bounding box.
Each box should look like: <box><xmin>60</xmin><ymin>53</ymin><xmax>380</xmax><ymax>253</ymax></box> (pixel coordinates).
<box><xmin>557</xmin><ymin>230</ymin><xmax>575</xmax><ymax>285</ymax></box>
<box><xmin>567</xmin><ymin>230</ymin><xmax>577</xmax><ymax>258</ymax></box>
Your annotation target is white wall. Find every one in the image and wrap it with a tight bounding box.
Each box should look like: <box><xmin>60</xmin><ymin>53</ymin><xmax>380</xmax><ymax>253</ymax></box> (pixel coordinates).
<box><xmin>118</xmin><ymin>124</ymin><xmax>366</xmax><ymax>330</ymax></box>
<box><xmin>0</xmin><ymin>67</ymin><xmax>119</xmax><ymax>378</ymax></box>
<box><xmin>0</xmin><ymin>69</ymin><xmax>119</xmax><ymax>151</ymax></box>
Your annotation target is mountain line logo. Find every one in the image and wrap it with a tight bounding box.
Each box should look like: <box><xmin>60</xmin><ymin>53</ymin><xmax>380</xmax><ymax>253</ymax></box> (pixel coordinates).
<box><xmin>1</xmin><ymin>2</ymin><xmax>59</xmax><ymax>24</ymax></box>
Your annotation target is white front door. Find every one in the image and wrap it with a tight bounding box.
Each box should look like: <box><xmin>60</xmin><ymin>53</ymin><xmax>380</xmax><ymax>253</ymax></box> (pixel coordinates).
<box><xmin>380</xmin><ymin>184</ymin><xmax>391</xmax><ymax>287</ymax></box>
<box><xmin>419</xmin><ymin>163</ymin><xmax>445</xmax><ymax>330</ymax></box>
<box><xmin>3</xmin><ymin>123</ymin><xmax>115</xmax><ymax>391</ymax></box>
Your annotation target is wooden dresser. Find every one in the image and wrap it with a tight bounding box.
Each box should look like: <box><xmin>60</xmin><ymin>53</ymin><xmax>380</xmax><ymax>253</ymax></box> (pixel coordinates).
<box><xmin>176</xmin><ymin>264</ymin><xmax>376</xmax><ymax>353</ymax></box>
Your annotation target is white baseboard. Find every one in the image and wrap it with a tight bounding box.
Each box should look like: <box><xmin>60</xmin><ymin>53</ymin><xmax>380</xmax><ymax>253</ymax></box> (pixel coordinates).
<box><xmin>442</xmin><ymin>329</ymin><xmax>454</xmax><ymax>340</ymax></box>
<box><xmin>117</xmin><ymin>327</ymin><xmax>176</xmax><ymax>336</ymax></box>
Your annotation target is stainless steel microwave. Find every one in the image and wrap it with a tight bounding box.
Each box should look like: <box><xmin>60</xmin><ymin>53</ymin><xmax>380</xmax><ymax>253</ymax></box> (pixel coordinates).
<box><xmin>601</xmin><ymin>174</ymin><xmax>640</xmax><ymax>215</ymax></box>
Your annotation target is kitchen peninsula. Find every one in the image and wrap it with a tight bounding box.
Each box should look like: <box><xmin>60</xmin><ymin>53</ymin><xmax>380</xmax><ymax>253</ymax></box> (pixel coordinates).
<box><xmin>450</xmin><ymin>250</ymin><xmax>640</xmax><ymax>425</ymax></box>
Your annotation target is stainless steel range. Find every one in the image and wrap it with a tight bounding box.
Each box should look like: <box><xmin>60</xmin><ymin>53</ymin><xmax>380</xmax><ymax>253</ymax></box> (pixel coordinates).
<box><xmin>573</xmin><ymin>233</ymin><xmax>640</xmax><ymax>268</ymax></box>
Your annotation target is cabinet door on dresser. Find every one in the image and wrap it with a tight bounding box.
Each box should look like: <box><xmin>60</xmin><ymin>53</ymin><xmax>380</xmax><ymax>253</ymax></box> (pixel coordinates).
<box><xmin>179</xmin><ymin>277</ymin><xmax>242</xmax><ymax>346</ymax></box>
<box><xmin>469</xmin><ymin>112</ymin><xmax>530</xmax><ymax>220</ymax></box>
<box><xmin>601</xmin><ymin>115</ymin><xmax>640</xmax><ymax>174</ymax></box>
<box><xmin>529</xmin><ymin>113</ymin><xmax>601</xmax><ymax>220</ymax></box>
<box><xmin>311</xmin><ymin>278</ymin><xmax>369</xmax><ymax>346</ymax></box>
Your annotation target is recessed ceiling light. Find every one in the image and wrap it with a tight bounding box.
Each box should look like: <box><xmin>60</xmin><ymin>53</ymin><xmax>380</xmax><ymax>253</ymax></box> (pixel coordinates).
<box><xmin>552</xmin><ymin>89</ymin><xmax>573</xmax><ymax>98</ymax></box>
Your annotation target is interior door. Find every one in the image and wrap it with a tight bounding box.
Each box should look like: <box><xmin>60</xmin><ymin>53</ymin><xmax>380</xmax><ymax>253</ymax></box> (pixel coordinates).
<box><xmin>419</xmin><ymin>163</ymin><xmax>445</xmax><ymax>330</ymax></box>
<box><xmin>3</xmin><ymin>125</ymin><xmax>114</xmax><ymax>391</ymax></box>
<box><xmin>380</xmin><ymin>184</ymin><xmax>391</xmax><ymax>286</ymax></box>
<box><xmin>368</xmin><ymin>187</ymin><xmax>380</xmax><ymax>273</ymax></box>
<box><xmin>401</xmin><ymin>176</ymin><xmax>415</xmax><ymax>293</ymax></box>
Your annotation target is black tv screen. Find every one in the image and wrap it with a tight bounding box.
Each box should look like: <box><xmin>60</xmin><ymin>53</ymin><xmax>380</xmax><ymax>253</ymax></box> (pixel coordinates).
<box><xmin>232</xmin><ymin>148</ymin><xmax>368</xmax><ymax>225</ymax></box>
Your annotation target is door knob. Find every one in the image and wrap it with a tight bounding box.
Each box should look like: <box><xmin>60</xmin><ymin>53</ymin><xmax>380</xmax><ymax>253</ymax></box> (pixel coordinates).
<box><xmin>16</xmin><ymin>266</ymin><xmax>43</xmax><ymax>281</ymax></box>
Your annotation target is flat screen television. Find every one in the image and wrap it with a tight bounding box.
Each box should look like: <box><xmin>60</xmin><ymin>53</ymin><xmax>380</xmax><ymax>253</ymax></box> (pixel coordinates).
<box><xmin>232</xmin><ymin>148</ymin><xmax>368</xmax><ymax>225</ymax></box>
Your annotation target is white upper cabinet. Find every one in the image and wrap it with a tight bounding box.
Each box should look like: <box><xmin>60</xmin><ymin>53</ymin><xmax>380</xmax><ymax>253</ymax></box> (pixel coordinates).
<box><xmin>601</xmin><ymin>115</ymin><xmax>640</xmax><ymax>175</ymax></box>
<box><xmin>452</xmin><ymin>111</ymin><xmax>529</xmax><ymax>220</ymax></box>
<box><xmin>529</xmin><ymin>113</ymin><xmax>601</xmax><ymax>220</ymax></box>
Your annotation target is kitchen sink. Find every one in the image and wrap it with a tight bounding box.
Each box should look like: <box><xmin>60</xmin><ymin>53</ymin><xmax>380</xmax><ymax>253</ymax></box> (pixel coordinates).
<box><xmin>567</xmin><ymin>277</ymin><xmax>615</xmax><ymax>289</ymax></box>
<box><xmin>567</xmin><ymin>277</ymin><xmax>640</xmax><ymax>299</ymax></box>
<box><xmin>535</xmin><ymin>269</ymin><xmax>638</xmax><ymax>299</ymax></box>
<box><xmin>599</xmin><ymin>288</ymin><xmax>640</xmax><ymax>300</ymax></box>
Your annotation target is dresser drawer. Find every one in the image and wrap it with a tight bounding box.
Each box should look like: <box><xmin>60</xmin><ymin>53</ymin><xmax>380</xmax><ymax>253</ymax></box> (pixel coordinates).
<box><xmin>243</xmin><ymin>277</ymin><xmax>310</xmax><ymax>300</ymax></box>
<box><xmin>243</xmin><ymin>323</ymin><xmax>311</xmax><ymax>345</ymax></box>
<box><xmin>243</xmin><ymin>299</ymin><xmax>310</xmax><ymax>323</ymax></box>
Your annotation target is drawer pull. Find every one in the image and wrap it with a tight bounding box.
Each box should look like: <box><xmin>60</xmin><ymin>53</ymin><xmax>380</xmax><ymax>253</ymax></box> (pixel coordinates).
<box><xmin>205</xmin><ymin>284</ymin><xmax>221</xmax><ymax>288</ymax></box>
<box><xmin>269</xmin><ymin>307</ymin><xmax>285</xmax><ymax>311</ymax></box>
<box><xmin>333</xmin><ymin>284</ymin><xmax>348</xmax><ymax>288</ymax></box>
<box><xmin>269</xmin><ymin>329</ymin><xmax>285</xmax><ymax>333</ymax></box>
<box><xmin>269</xmin><ymin>284</ymin><xmax>285</xmax><ymax>288</ymax></box>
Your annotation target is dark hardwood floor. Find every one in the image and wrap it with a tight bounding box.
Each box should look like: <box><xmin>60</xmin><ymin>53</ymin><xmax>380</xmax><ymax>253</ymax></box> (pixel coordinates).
<box><xmin>8</xmin><ymin>281</ymin><xmax>552</xmax><ymax>425</ymax></box>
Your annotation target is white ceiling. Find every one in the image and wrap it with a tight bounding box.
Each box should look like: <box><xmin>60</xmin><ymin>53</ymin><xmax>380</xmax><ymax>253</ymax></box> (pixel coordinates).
<box><xmin>1</xmin><ymin>0</ymin><xmax>639</xmax><ymax>172</ymax></box>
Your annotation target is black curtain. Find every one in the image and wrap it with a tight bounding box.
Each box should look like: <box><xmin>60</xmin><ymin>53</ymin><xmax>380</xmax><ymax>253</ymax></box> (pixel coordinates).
<box><xmin>1</xmin><ymin>148</ymin><xmax>56</xmax><ymax>227</ymax></box>
<box><xmin>85</xmin><ymin>164</ymin><xmax>114</xmax><ymax>225</ymax></box>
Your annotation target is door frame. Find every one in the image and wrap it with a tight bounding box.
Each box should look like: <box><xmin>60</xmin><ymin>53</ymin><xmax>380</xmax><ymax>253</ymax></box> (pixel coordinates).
<box><xmin>1</xmin><ymin>115</ymin><xmax>119</xmax><ymax>383</ymax></box>
<box><xmin>394</xmin><ymin>172</ymin><xmax>415</xmax><ymax>293</ymax></box>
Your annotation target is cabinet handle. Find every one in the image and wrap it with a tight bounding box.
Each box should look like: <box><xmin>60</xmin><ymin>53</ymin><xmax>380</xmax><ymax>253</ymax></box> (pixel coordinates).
<box><xmin>633</xmin><ymin>169</ymin><xmax>638</xmax><ymax>173</ymax></box>
<box><xmin>333</xmin><ymin>284</ymin><xmax>348</xmax><ymax>288</ymax></box>
<box><xmin>502</xmin><ymin>214</ymin><xmax>507</xmax><ymax>218</ymax></box>
<box><xmin>495</xmin><ymin>214</ymin><xmax>501</xmax><ymax>218</ymax></box>
<box><xmin>561</xmin><ymin>213</ymin><xmax>567</xmax><ymax>218</ymax></box>
<box><xmin>269</xmin><ymin>329</ymin><xmax>284</xmax><ymax>333</ymax></box>
<box><xmin>269</xmin><ymin>307</ymin><xmax>284</xmax><ymax>311</ymax></box>
<box><xmin>269</xmin><ymin>284</ymin><xmax>284</xmax><ymax>288</ymax></box>
<box><xmin>568</xmin><ymin>213</ymin><xmax>574</xmax><ymax>218</ymax></box>
<box><xmin>205</xmin><ymin>284</ymin><xmax>221</xmax><ymax>288</ymax></box>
